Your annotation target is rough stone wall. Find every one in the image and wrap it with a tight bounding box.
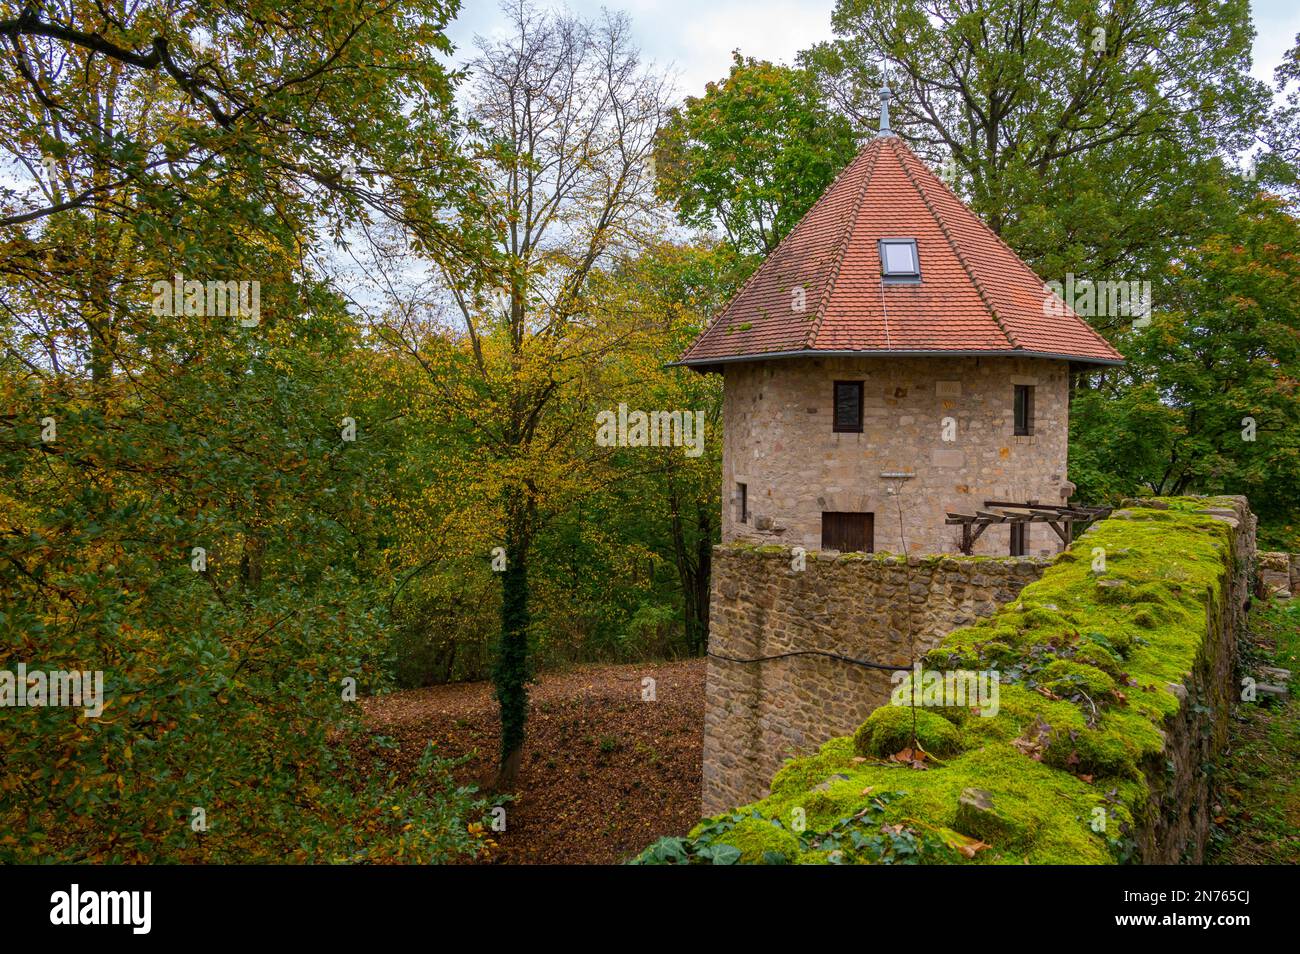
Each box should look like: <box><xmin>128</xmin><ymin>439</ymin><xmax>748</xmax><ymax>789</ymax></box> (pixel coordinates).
<box><xmin>721</xmin><ymin>355</ymin><xmax>1072</xmax><ymax>557</ymax></box>
<box><xmin>1257</xmin><ymin>550</ymin><xmax>1298</xmax><ymax>597</ymax></box>
<box><xmin>1117</xmin><ymin>497</ymin><xmax>1255</xmax><ymax>863</ymax></box>
<box><xmin>701</xmin><ymin>546</ymin><xmax>1048</xmax><ymax>814</ymax></box>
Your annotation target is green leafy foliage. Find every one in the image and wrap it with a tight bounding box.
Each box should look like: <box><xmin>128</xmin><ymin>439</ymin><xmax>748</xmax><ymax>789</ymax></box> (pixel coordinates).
<box><xmin>632</xmin><ymin>794</ymin><xmax>963</xmax><ymax>865</ymax></box>
<box><xmin>1070</xmin><ymin>197</ymin><xmax>1300</xmax><ymax>548</ymax></box>
<box><xmin>654</xmin><ymin>53</ymin><xmax>861</xmax><ymax>255</ymax></box>
<box><xmin>0</xmin><ymin>0</ymin><xmax>489</xmax><ymax>862</ymax></box>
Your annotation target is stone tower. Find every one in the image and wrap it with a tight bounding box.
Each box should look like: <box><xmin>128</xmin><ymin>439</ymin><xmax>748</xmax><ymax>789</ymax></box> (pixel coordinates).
<box><xmin>676</xmin><ymin>106</ymin><xmax>1123</xmax><ymax>558</ymax></box>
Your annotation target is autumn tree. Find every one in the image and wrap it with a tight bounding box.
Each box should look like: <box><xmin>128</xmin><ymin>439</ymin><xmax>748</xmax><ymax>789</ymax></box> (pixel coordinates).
<box><xmin>0</xmin><ymin>0</ymin><xmax>489</xmax><ymax>861</ymax></box>
<box><xmin>1069</xmin><ymin>195</ymin><xmax>1300</xmax><ymax>546</ymax></box>
<box><xmin>374</xmin><ymin>0</ymin><xmax>670</xmax><ymax>788</ymax></box>
<box><xmin>582</xmin><ymin>240</ymin><xmax>747</xmax><ymax>652</ymax></box>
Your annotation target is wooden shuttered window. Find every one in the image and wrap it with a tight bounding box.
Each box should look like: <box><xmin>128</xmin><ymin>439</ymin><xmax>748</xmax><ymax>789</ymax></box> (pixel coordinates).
<box><xmin>821</xmin><ymin>512</ymin><xmax>873</xmax><ymax>553</ymax></box>
<box><xmin>833</xmin><ymin>381</ymin><xmax>863</xmax><ymax>433</ymax></box>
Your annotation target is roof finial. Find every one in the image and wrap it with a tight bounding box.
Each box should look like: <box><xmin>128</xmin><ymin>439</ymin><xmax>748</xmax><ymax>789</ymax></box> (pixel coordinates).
<box><xmin>878</xmin><ymin>64</ymin><xmax>895</xmax><ymax>137</ymax></box>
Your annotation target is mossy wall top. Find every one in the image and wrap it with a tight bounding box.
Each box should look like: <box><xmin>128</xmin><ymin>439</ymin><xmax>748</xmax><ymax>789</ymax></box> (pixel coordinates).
<box><xmin>691</xmin><ymin>496</ymin><xmax>1255</xmax><ymax>864</ymax></box>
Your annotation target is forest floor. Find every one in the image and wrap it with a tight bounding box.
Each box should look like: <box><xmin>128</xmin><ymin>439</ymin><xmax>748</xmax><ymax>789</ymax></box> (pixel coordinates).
<box><xmin>360</xmin><ymin>658</ymin><xmax>706</xmax><ymax>864</ymax></box>
<box><xmin>1208</xmin><ymin>597</ymin><xmax>1300</xmax><ymax>864</ymax></box>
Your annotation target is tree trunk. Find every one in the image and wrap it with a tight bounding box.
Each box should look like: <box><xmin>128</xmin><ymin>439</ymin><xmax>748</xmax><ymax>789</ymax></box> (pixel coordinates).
<box><xmin>686</xmin><ymin>503</ymin><xmax>713</xmax><ymax>655</ymax></box>
<box><xmin>669</xmin><ymin>485</ymin><xmax>715</xmax><ymax>657</ymax></box>
<box><xmin>491</xmin><ymin>510</ymin><xmax>530</xmax><ymax>792</ymax></box>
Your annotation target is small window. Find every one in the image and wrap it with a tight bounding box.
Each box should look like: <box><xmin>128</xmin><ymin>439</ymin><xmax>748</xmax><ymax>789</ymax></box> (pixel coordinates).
<box><xmin>737</xmin><ymin>483</ymin><xmax>748</xmax><ymax>523</ymax></box>
<box><xmin>1014</xmin><ymin>384</ymin><xmax>1035</xmax><ymax>436</ymax></box>
<box><xmin>879</xmin><ymin>238</ymin><xmax>920</xmax><ymax>281</ymax></box>
<box><xmin>833</xmin><ymin>381</ymin><xmax>863</xmax><ymax>433</ymax></box>
<box><xmin>822</xmin><ymin>512</ymin><xmax>874</xmax><ymax>553</ymax></box>
<box><xmin>1010</xmin><ymin>522</ymin><xmax>1027</xmax><ymax>557</ymax></box>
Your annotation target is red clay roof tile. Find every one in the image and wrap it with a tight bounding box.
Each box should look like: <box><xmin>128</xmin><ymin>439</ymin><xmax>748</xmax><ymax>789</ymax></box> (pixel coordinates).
<box><xmin>677</xmin><ymin>135</ymin><xmax>1124</xmax><ymax>367</ymax></box>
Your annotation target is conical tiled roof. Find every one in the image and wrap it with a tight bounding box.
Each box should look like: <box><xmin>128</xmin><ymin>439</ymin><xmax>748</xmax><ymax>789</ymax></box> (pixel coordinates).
<box><xmin>677</xmin><ymin>134</ymin><xmax>1124</xmax><ymax>368</ymax></box>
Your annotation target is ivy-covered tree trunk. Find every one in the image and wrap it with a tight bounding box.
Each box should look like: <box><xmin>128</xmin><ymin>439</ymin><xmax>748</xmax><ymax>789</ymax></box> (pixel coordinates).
<box><xmin>691</xmin><ymin>504</ymin><xmax>714</xmax><ymax>654</ymax></box>
<box><xmin>670</xmin><ymin>487</ymin><xmax>716</xmax><ymax>656</ymax></box>
<box><xmin>492</xmin><ymin>501</ymin><xmax>532</xmax><ymax>791</ymax></box>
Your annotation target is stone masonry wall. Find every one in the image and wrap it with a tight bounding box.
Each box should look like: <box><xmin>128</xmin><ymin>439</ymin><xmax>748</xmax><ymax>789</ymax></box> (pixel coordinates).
<box><xmin>722</xmin><ymin>355</ymin><xmax>1073</xmax><ymax>557</ymax></box>
<box><xmin>701</xmin><ymin>546</ymin><xmax>1048</xmax><ymax>814</ymax></box>
<box><xmin>1258</xmin><ymin>550</ymin><xmax>1299</xmax><ymax>597</ymax></box>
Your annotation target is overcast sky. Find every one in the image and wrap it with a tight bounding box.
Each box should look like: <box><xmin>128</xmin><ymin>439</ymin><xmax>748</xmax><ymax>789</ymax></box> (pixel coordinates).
<box><xmin>446</xmin><ymin>0</ymin><xmax>1300</xmax><ymax>100</ymax></box>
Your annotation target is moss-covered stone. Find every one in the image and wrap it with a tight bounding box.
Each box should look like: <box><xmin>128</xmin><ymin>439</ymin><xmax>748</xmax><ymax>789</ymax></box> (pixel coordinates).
<box><xmin>954</xmin><ymin>787</ymin><xmax>1018</xmax><ymax>844</ymax></box>
<box><xmin>1073</xmin><ymin>640</ymin><xmax>1125</xmax><ymax>677</ymax></box>
<box><xmin>853</xmin><ymin>705</ymin><xmax>963</xmax><ymax>758</ymax></box>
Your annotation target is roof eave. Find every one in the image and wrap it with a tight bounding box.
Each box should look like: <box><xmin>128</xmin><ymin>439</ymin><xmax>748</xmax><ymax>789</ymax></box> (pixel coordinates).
<box><xmin>669</xmin><ymin>347</ymin><xmax>1125</xmax><ymax>372</ymax></box>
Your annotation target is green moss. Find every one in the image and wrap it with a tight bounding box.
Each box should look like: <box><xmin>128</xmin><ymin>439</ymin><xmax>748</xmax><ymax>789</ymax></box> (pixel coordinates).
<box><xmin>1041</xmin><ymin>659</ymin><xmax>1118</xmax><ymax>699</ymax></box>
<box><xmin>719</xmin><ymin>816</ymin><xmax>801</xmax><ymax>864</ymax></box>
<box><xmin>1131</xmin><ymin>608</ymin><xmax>1159</xmax><ymax>629</ymax></box>
<box><xmin>1017</xmin><ymin>605</ymin><xmax>1076</xmax><ymax>631</ymax></box>
<box><xmin>1102</xmin><ymin>628</ymin><xmax>1140</xmax><ymax>658</ymax></box>
<box><xmin>1043</xmin><ymin>720</ymin><xmax>1150</xmax><ymax>780</ymax></box>
<box><xmin>769</xmin><ymin>736</ymin><xmax>856</xmax><ymax>795</ymax></box>
<box><xmin>664</xmin><ymin>497</ymin><xmax>1244</xmax><ymax>865</ymax></box>
<box><xmin>954</xmin><ymin>787</ymin><xmax>1021</xmax><ymax>845</ymax></box>
<box><xmin>750</xmin><ymin>742</ymin><xmax>1122</xmax><ymax>863</ymax></box>
<box><xmin>1073</xmin><ymin>640</ymin><xmax>1125</xmax><ymax>677</ymax></box>
<box><xmin>853</xmin><ymin>705</ymin><xmax>963</xmax><ymax>758</ymax></box>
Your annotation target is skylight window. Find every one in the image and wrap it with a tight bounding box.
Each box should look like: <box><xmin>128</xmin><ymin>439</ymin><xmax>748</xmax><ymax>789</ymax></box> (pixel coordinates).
<box><xmin>879</xmin><ymin>238</ymin><xmax>920</xmax><ymax>281</ymax></box>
